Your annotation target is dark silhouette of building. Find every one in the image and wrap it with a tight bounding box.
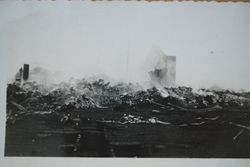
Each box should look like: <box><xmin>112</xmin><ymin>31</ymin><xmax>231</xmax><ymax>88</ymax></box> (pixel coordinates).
<box><xmin>23</xmin><ymin>64</ymin><xmax>29</xmax><ymax>81</ymax></box>
<box><xmin>15</xmin><ymin>64</ymin><xmax>29</xmax><ymax>83</ymax></box>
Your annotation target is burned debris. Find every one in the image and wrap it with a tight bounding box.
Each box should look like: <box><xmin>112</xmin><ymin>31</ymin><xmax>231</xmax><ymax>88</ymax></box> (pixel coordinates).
<box><xmin>5</xmin><ymin>65</ymin><xmax>250</xmax><ymax>157</ymax></box>
<box><xmin>6</xmin><ymin>75</ymin><xmax>250</xmax><ymax>124</ymax></box>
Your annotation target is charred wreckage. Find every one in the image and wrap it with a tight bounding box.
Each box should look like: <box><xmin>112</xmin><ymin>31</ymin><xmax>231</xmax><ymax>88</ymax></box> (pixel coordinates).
<box><xmin>5</xmin><ymin>55</ymin><xmax>250</xmax><ymax>157</ymax></box>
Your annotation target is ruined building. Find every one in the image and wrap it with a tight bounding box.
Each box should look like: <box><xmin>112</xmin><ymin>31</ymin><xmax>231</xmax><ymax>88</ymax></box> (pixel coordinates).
<box><xmin>23</xmin><ymin>64</ymin><xmax>29</xmax><ymax>81</ymax></box>
<box><xmin>15</xmin><ymin>64</ymin><xmax>29</xmax><ymax>84</ymax></box>
<box><xmin>149</xmin><ymin>55</ymin><xmax>176</xmax><ymax>88</ymax></box>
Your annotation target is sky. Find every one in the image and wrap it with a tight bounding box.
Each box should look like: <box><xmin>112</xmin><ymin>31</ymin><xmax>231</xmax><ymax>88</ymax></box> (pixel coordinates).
<box><xmin>0</xmin><ymin>1</ymin><xmax>250</xmax><ymax>91</ymax></box>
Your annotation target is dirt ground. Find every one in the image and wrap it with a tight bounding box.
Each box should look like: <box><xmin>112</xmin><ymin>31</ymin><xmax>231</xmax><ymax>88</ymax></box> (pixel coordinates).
<box><xmin>5</xmin><ymin>105</ymin><xmax>250</xmax><ymax>158</ymax></box>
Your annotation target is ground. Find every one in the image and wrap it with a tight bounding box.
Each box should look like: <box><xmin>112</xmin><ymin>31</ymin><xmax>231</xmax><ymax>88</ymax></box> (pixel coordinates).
<box><xmin>5</xmin><ymin>105</ymin><xmax>250</xmax><ymax>158</ymax></box>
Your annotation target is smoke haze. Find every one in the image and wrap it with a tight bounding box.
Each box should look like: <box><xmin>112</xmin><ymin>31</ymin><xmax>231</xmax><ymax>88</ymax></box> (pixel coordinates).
<box><xmin>1</xmin><ymin>1</ymin><xmax>250</xmax><ymax>91</ymax></box>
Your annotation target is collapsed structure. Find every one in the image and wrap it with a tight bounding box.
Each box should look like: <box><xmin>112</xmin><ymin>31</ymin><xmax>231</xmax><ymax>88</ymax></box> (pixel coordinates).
<box><xmin>15</xmin><ymin>64</ymin><xmax>29</xmax><ymax>84</ymax></box>
<box><xmin>149</xmin><ymin>55</ymin><xmax>176</xmax><ymax>88</ymax></box>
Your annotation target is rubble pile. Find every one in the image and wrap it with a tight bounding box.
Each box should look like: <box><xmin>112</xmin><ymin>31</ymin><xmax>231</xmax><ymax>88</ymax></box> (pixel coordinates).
<box><xmin>6</xmin><ymin>78</ymin><xmax>250</xmax><ymax>123</ymax></box>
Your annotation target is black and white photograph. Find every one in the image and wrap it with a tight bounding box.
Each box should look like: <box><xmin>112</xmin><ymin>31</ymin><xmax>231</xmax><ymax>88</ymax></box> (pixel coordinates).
<box><xmin>1</xmin><ymin>0</ymin><xmax>250</xmax><ymax>159</ymax></box>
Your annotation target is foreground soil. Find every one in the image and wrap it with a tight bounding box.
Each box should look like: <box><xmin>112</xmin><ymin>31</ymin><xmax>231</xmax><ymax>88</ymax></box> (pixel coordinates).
<box><xmin>5</xmin><ymin>106</ymin><xmax>250</xmax><ymax>158</ymax></box>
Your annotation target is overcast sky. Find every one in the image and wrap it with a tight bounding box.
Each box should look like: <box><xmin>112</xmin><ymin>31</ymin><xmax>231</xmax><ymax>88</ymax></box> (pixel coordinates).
<box><xmin>0</xmin><ymin>1</ymin><xmax>250</xmax><ymax>90</ymax></box>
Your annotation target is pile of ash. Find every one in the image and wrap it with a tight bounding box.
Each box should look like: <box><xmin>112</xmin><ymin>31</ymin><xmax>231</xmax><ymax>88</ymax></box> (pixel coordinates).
<box><xmin>6</xmin><ymin>78</ymin><xmax>250</xmax><ymax>124</ymax></box>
